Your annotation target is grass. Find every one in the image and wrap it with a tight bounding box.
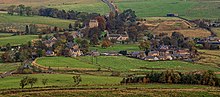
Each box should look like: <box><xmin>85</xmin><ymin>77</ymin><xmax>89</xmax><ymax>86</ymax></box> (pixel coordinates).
<box><xmin>0</xmin><ymin>74</ymin><xmax>122</xmax><ymax>89</ymax></box>
<box><xmin>36</xmin><ymin>57</ymin><xmax>99</xmax><ymax>69</ymax></box>
<box><xmin>0</xmin><ymin>33</ymin><xmax>13</xmax><ymax>38</ymax></box>
<box><xmin>49</xmin><ymin>0</ymin><xmax>220</xmax><ymax>19</ymax></box>
<box><xmin>36</xmin><ymin>56</ymin><xmax>220</xmax><ymax>72</ymax></box>
<box><xmin>1</xmin><ymin>0</ymin><xmax>220</xmax><ymax>19</ymax></box>
<box><xmin>0</xmin><ymin>13</ymin><xmax>75</xmax><ymax>28</ymax></box>
<box><xmin>0</xmin><ymin>35</ymin><xmax>38</xmax><ymax>46</ymax></box>
<box><xmin>79</xmin><ymin>56</ymin><xmax>220</xmax><ymax>72</ymax></box>
<box><xmin>90</xmin><ymin>44</ymin><xmax>140</xmax><ymax>52</ymax></box>
<box><xmin>50</xmin><ymin>2</ymin><xmax>109</xmax><ymax>15</ymax></box>
<box><xmin>0</xmin><ymin>63</ymin><xmax>19</xmax><ymax>73</ymax></box>
<box><xmin>212</xmin><ymin>27</ymin><xmax>220</xmax><ymax>38</ymax></box>
<box><xmin>196</xmin><ymin>50</ymin><xmax>220</xmax><ymax>68</ymax></box>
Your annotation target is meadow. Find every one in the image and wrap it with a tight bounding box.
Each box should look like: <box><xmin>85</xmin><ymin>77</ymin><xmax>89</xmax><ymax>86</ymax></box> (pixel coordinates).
<box><xmin>36</xmin><ymin>56</ymin><xmax>220</xmax><ymax>72</ymax></box>
<box><xmin>0</xmin><ymin>63</ymin><xmax>19</xmax><ymax>73</ymax></box>
<box><xmin>0</xmin><ymin>74</ymin><xmax>122</xmax><ymax>89</ymax></box>
<box><xmin>36</xmin><ymin>57</ymin><xmax>99</xmax><ymax>70</ymax></box>
<box><xmin>0</xmin><ymin>35</ymin><xmax>38</xmax><ymax>46</ymax></box>
<box><xmin>0</xmin><ymin>33</ymin><xmax>13</xmax><ymax>38</ymax></box>
<box><xmin>48</xmin><ymin>0</ymin><xmax>220</xmax><ymax>19</ymax></box>
<box><xmin>212</xmin><ymin>27</ymin><xmax>220</xmax><ymax>37</ymax></box>
<box><xmin>0</xmin><ymin>13</ymin><xmax>75</xmax><ymax>28</ymax></box>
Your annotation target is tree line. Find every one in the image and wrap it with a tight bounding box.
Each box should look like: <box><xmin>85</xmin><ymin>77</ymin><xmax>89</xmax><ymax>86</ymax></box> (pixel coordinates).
<box><xmin>7</xmin><ymin>5</ymin><xmax>100</xmax><ymax>21</ymax></box>
<box><xmin>121</xmin><ymin>70</ymin><xmax>220</xmax><ymax>87</ymax></box>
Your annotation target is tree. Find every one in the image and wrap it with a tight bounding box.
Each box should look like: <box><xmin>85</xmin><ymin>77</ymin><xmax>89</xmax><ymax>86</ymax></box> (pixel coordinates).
<box><xmin>69</xmin><ymin>23</ymin><xmax>73</xmax><ymax>31</ymax></box>
<box><xmin>80</xmin><ymin>40</ymin><xmax>89</xmax><ymax>53</ymax></box>
<box><xmin>7</xmin><ymin>5</ymin><xmax>16</xmax><ymax>15</ymax></box>
<box><xmin>138</xmin><ymin>40</ymin><xmax>150</xmax><ymax>51</ymax></box>
<box><xmin>20</xmin><ymin>76</ymin><xmax>29</xmax><ymax>89</ymax></box>
<box><xmin>101</xmin><ymin>39</ymin><xmax>111</xmax><ymax>48</ymax></box>
<box><xmin>96</xmin><ymin>16</ymin><xmax>106</xmax><ymax>31</ymax></box>
<box><xmin>17</xmin><ymin>4</ymin><xmax>25</xmax><ymax>16</ymax></box>
<box><xmin>72</xmin><ymin>75</ymin><xmax>82</xmax><ymax>86</ymax></box>
<box><xmin>42</xmin><ymin>78</ymin><xmax>48</xmax><ymax>86</ymax></box>
<box><xmin>90</xmin><ymin>35</ymin><xmax>99</xmax><ymax>46</ymax></box>
<box><xmin>25</xmin><ymin>6</ymin><xmax>32</xmax><ymax>16</ymax></box>
<box><xmin>25</xmin><ymin>25</ymin><xmax>30</xmax><ymax>34</ymax></box>
<box><xmin>6</xmin><ymin>43</ymin><xmax>11</xmax><ymax>51</ymax></box>
<box><xmin>28</xmin><ymin>77</ymin><xmax>38</xmax><ymax>88</ymax></box>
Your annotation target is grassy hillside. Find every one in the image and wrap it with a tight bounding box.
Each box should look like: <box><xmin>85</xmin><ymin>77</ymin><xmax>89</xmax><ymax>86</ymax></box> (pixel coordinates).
<box><xmin>49</xmin><ymin>0</ymin><xmax>220</xmax><ymax>19</ymax></box>
<box><xmin>0</xmin><ymin>35</ymin><xmax>38</xmax><ymax>46</ymax></box>
<box><xmin>0</xmin><ymin>63</ymin><xmax>19</xmax><ymax>73</ymax></box>
<box><xmin>36</xmin><ymin>57</ymin><xmax>99</xmax><ymax>69</ymax></box>
<box><xmin>79</xmin><ymin>56</ymin><xmax>220</xmax><ymax>72</ymax></box>
<box><xmin>0</xmin><ymin>74</ymin><xmax>122</xmax><ymax>89</ymax></box>
<box><xmin>36</xmin><ymin>56</ymin><xmax>220</xmax><ymax>72</ymax></box>
<box><xmin>0</xmin><ymin>13</ymin><xmax>75</xmax><ymax>28</ymax></box>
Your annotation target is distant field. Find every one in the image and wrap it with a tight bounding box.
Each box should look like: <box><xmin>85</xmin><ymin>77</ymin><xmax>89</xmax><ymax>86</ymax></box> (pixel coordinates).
<box><xmin>0</xmin><ymin>33</ymin><xmax>13</xmax><ymax>38</ymax></box>
<box><xmin>212</xmin><ymin>28</ymin><xmax>220</xmax><ymax>37</ymax></box>
<box><xmin>36</xmin><ymin>57</ymin><xmax>99</xmax><ymax>69</ymax></box>
<box><xmin>0</xmin><ymin>35</ymin><xmax>38</xmax><ymax>46</ymax></box>
<box><xmin>79</xmin><ymin>56</ymin><xmax>220</xmax><ymax>72</ymax></box>
<box><xmin>197</xmin><ymin>50</ymin><xmax>220</xmax><ymax>68</ymax></box>
<box><xmin>48</xmin><ymin>0</ymin><xmax>220</xmax><ymax>19</ymax></box>
<box><xmin>1</xmin><ymin>0</ymin><xmax>220</xmax><ymax>19</ymax></box>
<box><xmin>0</xmin><ymin>13</ymin><xmax>75</xmax><ymax>29</ymax></box>
<box><xmin>36</xmin><ymin>56</ymin><xmax>220</xmax><ymax>72</ymax></box>
<box><xmin>0</xmin><ymin>74</ymin><xmax>122</xmax><ymax>89</ymax></box>
<box><xmin>0</xmin><ymin>0</ymin><xmax>100</xmax><ymax>8</ymax></box>
<box><xmin>0</xmin><ymin>63</ymin><xmax>19</xmax><ymax>73</ymax></box>
<box><xmin>90</xmin><ymin>44</ymin><xmax>139</xmax><ymax>52</ymax></box>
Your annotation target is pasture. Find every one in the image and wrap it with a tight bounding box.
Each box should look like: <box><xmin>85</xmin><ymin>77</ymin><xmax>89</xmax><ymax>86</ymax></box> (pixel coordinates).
<box><xmin>0</xmin><ymin>63</ymin><xmax>19</xmax><ymax>73</ymax></box>
<box><xmin>212</xmin><ymin>28</ymin><xmax>220</xmax><ymax>37</ymax></box>
<box><xmin>0</xmin><ymin>74</ymin><xmax>122</xmax><ymax>89</ymax></box>
<box><xmin>0</xmin><ymin>35</ymin><xmax>38</xmax><ymax>46</ymax></box>
<box><xmin>49</xmin><ymin>0</ymin><xmax>220</xmax><ymax>19</ymax></box>
<box><xmin>0</xmin><ymin>13</ymin><xmax>75</xmax><ymax>29</ymax></box>
<box><xmin>36</xmin><ymin>57</ymin><xmax>99</xmax><ymax>70</ymax></box>
<box><xmin>79</xmin><ymin>56</ymin><xmax>220</xmax><ymax>72</ymax></box>
<box><xmin>36</xmin><ymin>56</ymin><xmax>220</xmax><ymax>72</ymax></box>
<box><xmin>1</xmin><ymin>0</ymin><xmax>220</xmax><ymax>19</ymax></box>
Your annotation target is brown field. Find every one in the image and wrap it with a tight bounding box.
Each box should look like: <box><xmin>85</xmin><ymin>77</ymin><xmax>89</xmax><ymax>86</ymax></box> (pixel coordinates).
<box><xmin>143</xmin><ymin>19</ymin><xmax>211</xmax><ymax>38</ymax></box>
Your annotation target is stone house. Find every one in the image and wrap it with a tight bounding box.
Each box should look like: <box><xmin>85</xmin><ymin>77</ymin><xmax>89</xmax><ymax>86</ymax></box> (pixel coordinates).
<box><xmin>89</xmin><ymin>19</ymin><xmax>99</xmax><ymax>28</ymax></box>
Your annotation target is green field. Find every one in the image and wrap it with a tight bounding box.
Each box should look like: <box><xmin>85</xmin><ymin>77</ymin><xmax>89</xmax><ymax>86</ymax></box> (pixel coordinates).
<box><xmin>36</xmin><ymin>56</ymin><xmax>220</xmax><ymax>72</ymax></box>
<box><xmin>0</xmin><ymin>63</ymin><xmax>19</xmax><ymax>73</ymax></box>
<box><xmin>90</xmin><ymin>44</ymin><xmax>139</xmax><ymax>52</ymax></box>
<box><xmin>0</xmin><ymin>0</ymin><xmax>220</xmax><ymax>19</ymax></box>
<box><xmin>212</xmin><ymin>28</ymin><xmax>220</xmax><ymax>37</ymax></box>
<box><xmin>79</xmin><ymin>56</ymin><xmax>220</xmax><ymax>72</ymax></box>
<box><xmin>0</xmin><ymin>33</ymin><xmax>13</xmax><ymax>38</ymax></box>
<box><xmin>0</xmin><ymin>13</ymin><xmax>75</xmax><ymax>28</ymax></box>
<box><xmin>0</xmin><ymin>74</ymin><xmax>122</xmax><ymax>89</ymax></box>
<box><xmin>36</xmin><ymin>57</ymin><xmax>99</xmax><ymax>69</ymax></box>
<box><xmin>48</xmin><ymin>0</ymin><xmax>220</xmax><ymax>19</ymax></box>
<box><xmin>0</xmin><ymin>35</ymin><xmax>38</xmax><ymax>46</ymax></box>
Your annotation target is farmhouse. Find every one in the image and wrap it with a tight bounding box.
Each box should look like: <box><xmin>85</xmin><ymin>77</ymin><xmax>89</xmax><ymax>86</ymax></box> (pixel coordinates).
<box><xmin>107</xmin><ymin>31</ymin><xmax>129</xmax><ymax>42</ymax></box>
<box><xmin>89</xmin><ymin>19</ymin><xmax>99</xmax><ymax>28</ymax></box>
